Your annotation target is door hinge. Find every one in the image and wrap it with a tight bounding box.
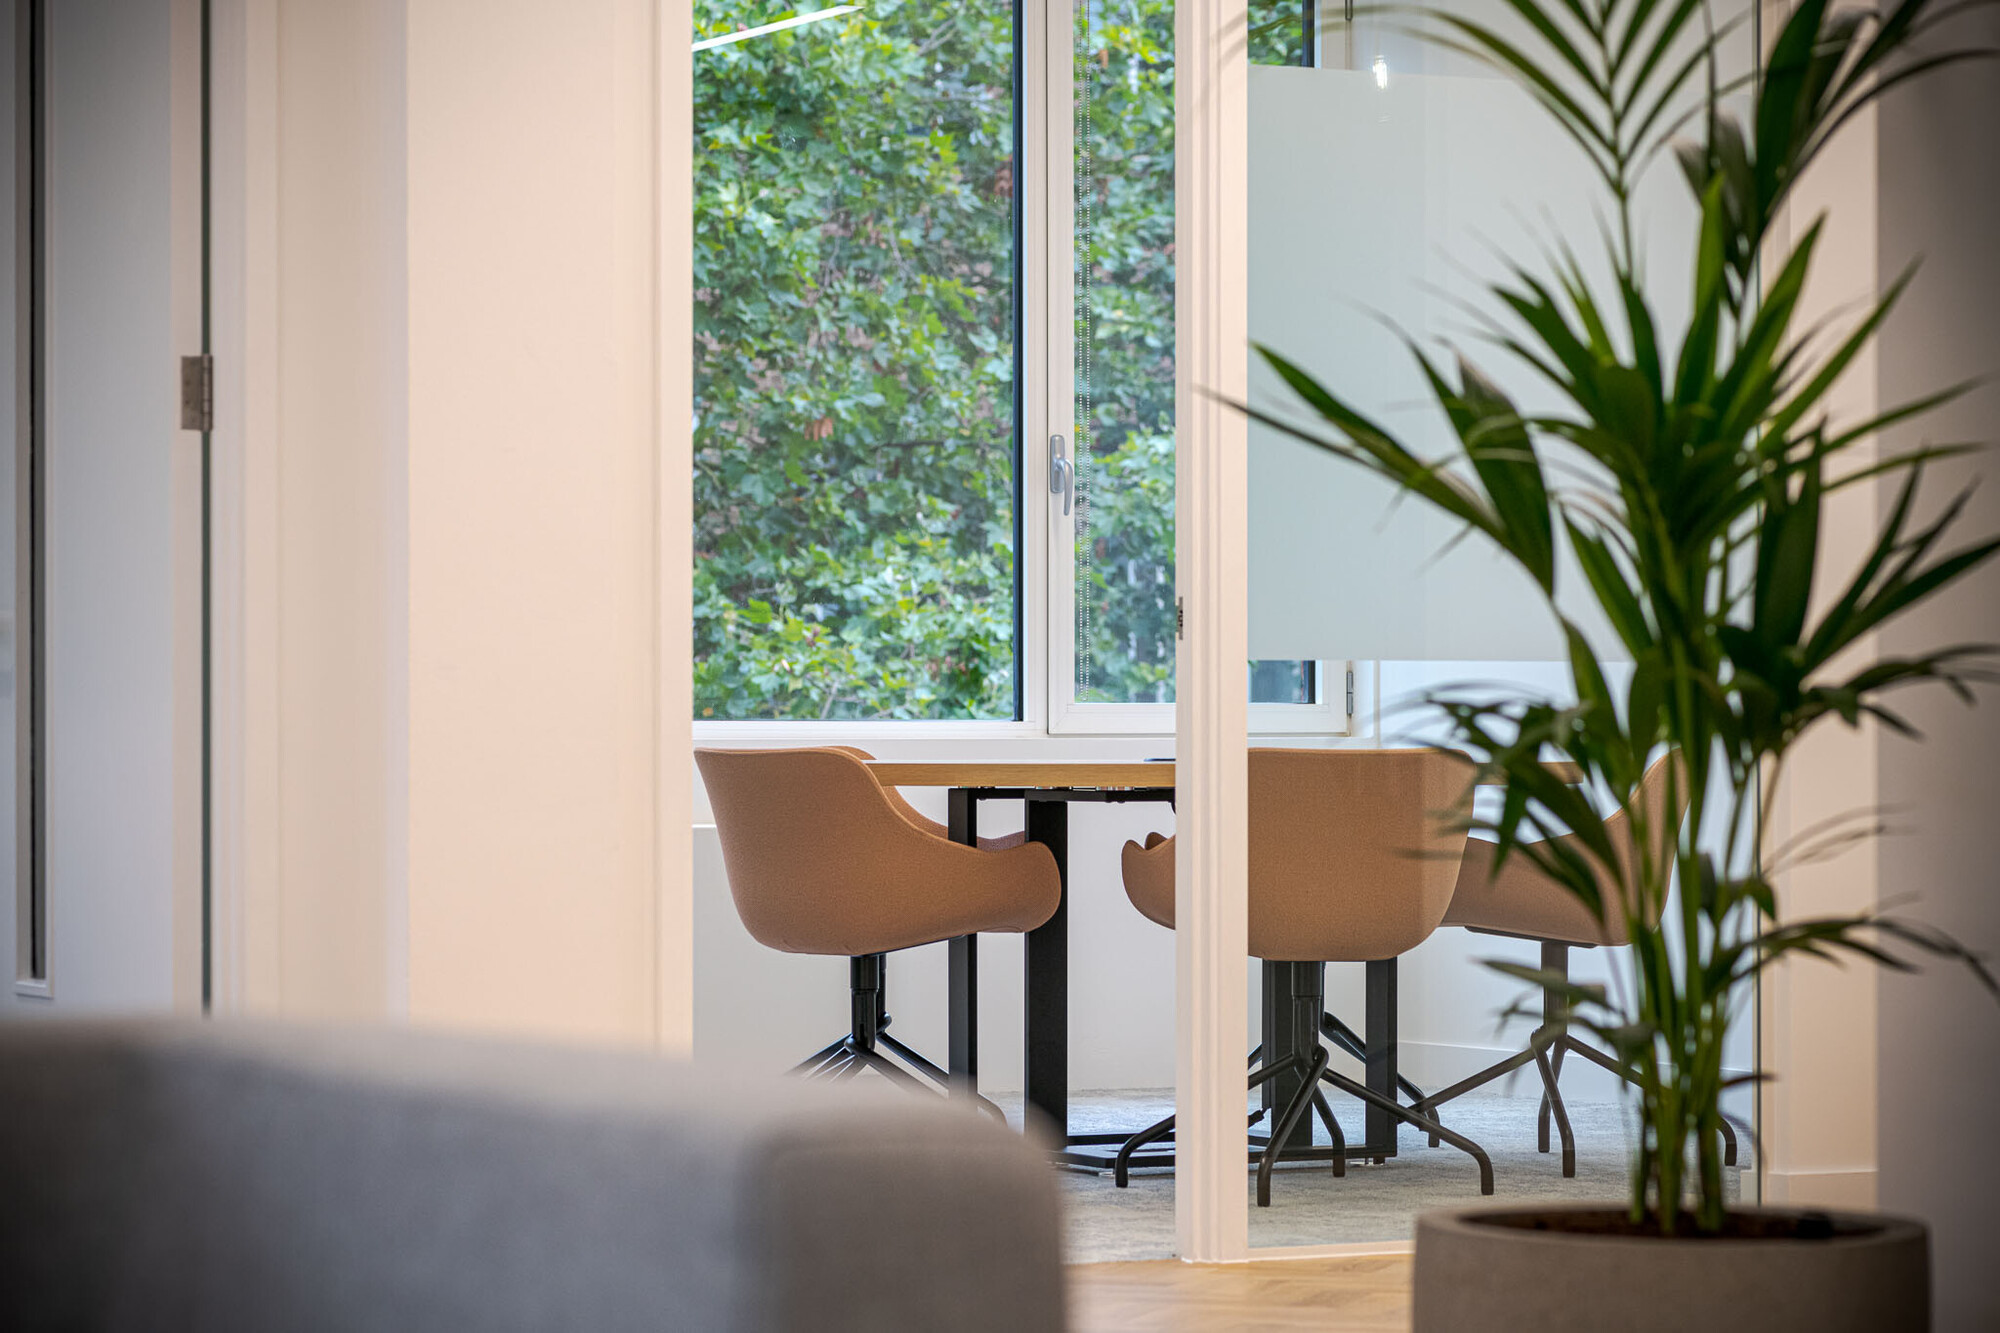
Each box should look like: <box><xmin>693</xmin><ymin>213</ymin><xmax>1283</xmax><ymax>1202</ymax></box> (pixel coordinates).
<box><xmin>180</xmin><ymin>354</ymin><xmax>213</xmax><ymax>432</ymax></box>
<box><xmin>1345</xmin><ymin>667</ymin><xmax>1356</xmax><ymax>718</ymax></box>
<box><xmin>1175</xmin><ymin>597</ymin><xmax>1184</xmax><ymax>641</ymax></box>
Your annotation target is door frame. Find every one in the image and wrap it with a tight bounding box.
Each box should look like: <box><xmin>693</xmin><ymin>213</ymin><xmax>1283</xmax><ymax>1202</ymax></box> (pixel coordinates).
<box><xmin>1173</xmin><ymin>0</ymin><xmax>1251</xmax><ymax>1264</ymax></box>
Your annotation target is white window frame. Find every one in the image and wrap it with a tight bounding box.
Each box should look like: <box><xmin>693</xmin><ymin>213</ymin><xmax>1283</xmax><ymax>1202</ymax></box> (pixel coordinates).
<box><xmin>690</xmin><ymin>0</ymin><xmax>1349</xmax><ymax>744</ymax></box>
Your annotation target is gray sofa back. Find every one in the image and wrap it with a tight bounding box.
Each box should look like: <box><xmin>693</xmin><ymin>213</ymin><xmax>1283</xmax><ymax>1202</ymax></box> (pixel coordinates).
<box><xmin>0</xmin><ymin>1020</ymin><xmax>1065</xmax><ymax>1332</ymax></box>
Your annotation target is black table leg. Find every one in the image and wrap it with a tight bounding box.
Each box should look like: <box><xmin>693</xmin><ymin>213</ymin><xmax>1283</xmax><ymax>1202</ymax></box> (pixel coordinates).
<box><xmin>947</xmin><ymin>790</ymin><xmax>978</xmax><ymax>1099</ymax></box>
<box><xmin>1024</xmin><ymin>797</ymin><xmax>1069</xmax><ymax>1138</ymax></box>
<box><xmin>1365</xmin><ymin>957</ymin><xmax>1398</xmax><ymax>1157</ymax></box>
<box><xmin>948</xmin><ymin>935</ymin><xmax>977</xmax><ymax>1097</ymax></box>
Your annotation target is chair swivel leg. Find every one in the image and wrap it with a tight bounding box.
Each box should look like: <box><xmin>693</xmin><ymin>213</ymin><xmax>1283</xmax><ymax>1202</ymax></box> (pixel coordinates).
<box><xmin>1112</xmin><ymin>1094</ymin><xmax>1296</xmax><ymax>1188</ymax></box>
<box><xmin>1410</xmin><ymin>939</ymin><xmax>1621</xmax><ymax>1175</ymax></box>
<box><xmin>1254</xmin><ymin>1045</ymin><xmax>1331</xmax><ymax>1207</ymax></box>
<box><xmin>1321</xmin><ymin>1011</ymin><xmax>1435</xmax><ymax>1118</ymax></box>
<box><xmin>877</xmin><ymin>1029</ymin><xmax>1003</xmax><ymax>1119</ymax></box>
<box><xmin>1550</xmin><ymin>1030</ymin><xmax>1742</xmax><ymax>1167</ymax></box>
<box><xmin>1529</xmin><ymin>1028</ymin><xmax>1576</xmax><ymax>1177</ymax></box>
<box><xmin>1533</xmin><ymin>942</ymin><xmax>1571</xmax><ymax>1163</ymax></box>
<box><xmin>794</xmin><ymin>954</ymin><xmax>963</xmax><ymax>1097</ymax></box>
<box><xmin>1309</xmin><ymin>1088</ymin><xmax>1347</xmax><ymax>1178</ymax></box>
<box><xmin>1717</xmin><ymin>1109</ymin><xmax>1747</xmax><ymax>1167</ymax></box>
<box><xmin>790</xmin><ymin>1036</ymin><xmax>852</xmax><ymax>1078</ymax></box>
<box><xmin>1113</xmin><ymin>1109</ymin><xmax>1179</xmax><ymax>1188</ymax></box>
<box><xmin>1115</xmin><ymin>1009</ymin><xmax>1326</xmax><ymax>1191</ymax></box>
<box><xmin>1532</xmin><ymin>939</ymin><xmax>1737</xmax><ymax>1172</ymax></box>
<box><xmin>1537</xmin><ymin>1036</ymin><xmax>1569</xmax><ymax>1155</ymax></box>
<box><xmin>1410</xmin><ymin>1045</ymin><xmax>1540</xmax><ymax>1130</ymax></box>
<box><xmin>1523</xmin><ymin>943</ymin><xmax>1733</xmax><ymax>1173</ymax></box>
<box><xmin>1248</xmin><ymin>966</ymin><xmax>1352</xmax><ymax>1205</ymax></box>
<box><xmin>878</xmin><ymin>1032</ymin><xmax>949</xmax><ymax>1085</ymax></box>
<box><xmin>1319</xmin><ymin>1065</ymin><xmax>1495</xmax><ymax>1195</ymax></box>
<box><xmin>1563</xmin><ymin>1032</ymin><xmax>1744</xmax><ymax>1166</ymax></box>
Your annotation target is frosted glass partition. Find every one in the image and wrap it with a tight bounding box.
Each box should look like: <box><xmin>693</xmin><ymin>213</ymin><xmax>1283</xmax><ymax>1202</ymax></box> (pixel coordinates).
<box><xmin>1245</xmin><ymin>62</ymin><xmax>1708</xmax><ymax>661</ymax></box>
<box><xmin>1239</xmin><ymin>5</ymin><xmax>1758</xmax><ymax>1251</ymax></box>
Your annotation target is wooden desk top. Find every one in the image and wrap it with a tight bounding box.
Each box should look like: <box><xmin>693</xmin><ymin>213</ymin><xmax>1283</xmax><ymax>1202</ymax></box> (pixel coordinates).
<box><xmin>865</xmin><ymin>762</ymin><xmax>1173</xmax><ymax>789</ymax></box>
<box><xmin>866</xmin><ymin>759</ymin><xmax>1582</xmax><ymax>789</ymax></box>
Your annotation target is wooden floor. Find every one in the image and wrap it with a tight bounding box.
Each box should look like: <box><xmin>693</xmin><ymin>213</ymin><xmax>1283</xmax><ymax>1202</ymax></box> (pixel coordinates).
<box><xmin>1068</xmin><ymin>1254</ymin><xmax>1414</xmax><ymax>1332</ymax></box>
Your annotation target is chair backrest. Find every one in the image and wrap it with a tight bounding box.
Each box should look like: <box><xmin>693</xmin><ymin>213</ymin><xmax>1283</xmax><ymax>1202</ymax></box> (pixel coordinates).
<box><xmin>1247</xmin><ymin>748</ymin><xmax>1475</xmax><ymax>962</ymax></box>
<box><xmin>695</xmin><ymin>747</ymin><xmax>946</xmax><ymax>955</ymax></box>
<box><xmin>1122</xmin><ymin>748</ymin><xmax>1475</xmax><ymax>963</ymax></box>
<box><xmin>1448</xmin><ymin>749</ymin><xmax>1689</xmax><ymax>945</ymax></box>
<box><xmin>1598</xmin><ymin>750</ymin><xmax>1688</xmax><ymax>931</ymax></box>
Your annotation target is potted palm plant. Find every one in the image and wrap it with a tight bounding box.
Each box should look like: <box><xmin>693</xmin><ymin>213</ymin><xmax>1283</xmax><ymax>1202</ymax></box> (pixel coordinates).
<box><xmin>1241</xmin><ymin>0</ymin><xmax>1998</xmax><ymax>1326</ymax></box>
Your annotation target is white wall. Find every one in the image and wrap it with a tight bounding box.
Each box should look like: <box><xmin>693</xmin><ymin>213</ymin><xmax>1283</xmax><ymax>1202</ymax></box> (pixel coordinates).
<box><xmin>207</xmin><ymin>0</ymin><xmax>687</xmax><ymax>1048</ymax></box>
<box><xmin>256</xmin><ymin>0</ymin><xmax>408</xmax><ymax>1021</ymax></box>
<box><xmin>1758</xmin><ymin>81</ymin><xmax>1888</xmax><ymax>1212</ymax></box>
<box><xmin>403</xmin><ymin>0</ymin><xmax>663</xmax><ymax>1045</ymax></box>
<box><xmin>1873</xmin><ymin>12</ymin><xmax>2000</xmax><ymax>1328</ymax></box>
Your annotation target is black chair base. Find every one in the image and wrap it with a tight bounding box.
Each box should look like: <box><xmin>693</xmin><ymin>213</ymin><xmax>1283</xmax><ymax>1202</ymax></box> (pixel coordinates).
<box><xmin>1320</xmin><ymin>1009</ymin><xmax>1441</xmax><ymax>1128</ymax></box>
<box><xmin>1113</xmin><ymin>962</ymin><xmax>1493</xmax><ymax>1206</ymax></box>
<box><xmin>792</xmin><ymin>952</ymin><xmax>1004</xmax><ymax>1122</ymax></box>
<box><xmin>1414</xmin><ymin>940</ymin><xmax>1743</xmax><ymax>1175</ymax></box>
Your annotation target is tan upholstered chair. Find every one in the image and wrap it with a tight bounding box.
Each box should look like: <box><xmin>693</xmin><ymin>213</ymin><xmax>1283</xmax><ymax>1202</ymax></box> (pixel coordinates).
<box><xmin>1116</xmin><ymin>748</ymin><xmax>1493</xmax><ymax>1205</ymax></box>
<box><xmin>1413</xmin><ymin>753</ymin><xmax>1739</xmax><ymax>1172</ymax></box>
<box><xmin>697</xmin><ymin>747</ymin><xmax>1061</xmax><ymax>1094</ymax></box>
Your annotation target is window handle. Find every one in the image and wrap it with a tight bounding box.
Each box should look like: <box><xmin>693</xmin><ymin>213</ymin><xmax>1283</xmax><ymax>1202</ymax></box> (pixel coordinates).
<box><xmin>1049</xmin><ymin>434</ymin><xmax>1073</xmax><ymax>518</ymax></box>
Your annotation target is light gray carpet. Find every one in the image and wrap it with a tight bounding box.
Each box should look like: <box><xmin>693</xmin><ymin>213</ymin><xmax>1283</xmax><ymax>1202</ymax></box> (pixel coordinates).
<box><xmin>990</xmin><ymin>1089</ymin><xmax>1755</xmax><ymax>1263</ymax></box>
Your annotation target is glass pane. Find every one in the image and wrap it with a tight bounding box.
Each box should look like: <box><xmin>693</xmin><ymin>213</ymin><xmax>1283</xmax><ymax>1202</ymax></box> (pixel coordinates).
<box><xmin>1249</xmin><ymin>659</ymin><xmax>1314</xmax><ymax>705</ymax></box>
<box><xmin>693</xmin><ymin>1</ymin><xmax>1018</xmax><ymax>720</ymax></box>
<box><xmin>1248</xmin><ymin>0</ymin><xmax>1313</xmax><ymax>67</ymax></box>
<box><xmin>1071</xmin><ymin>0</ymin><xmax>1175</xmax><ymax>704</ymax></box>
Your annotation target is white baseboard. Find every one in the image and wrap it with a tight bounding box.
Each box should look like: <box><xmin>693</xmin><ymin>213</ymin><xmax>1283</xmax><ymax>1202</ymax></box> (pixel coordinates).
<box><xmin>1763</xmin><ymin>1167</ymin><xmax>1878</xmax><ymax>1210</ymax></box>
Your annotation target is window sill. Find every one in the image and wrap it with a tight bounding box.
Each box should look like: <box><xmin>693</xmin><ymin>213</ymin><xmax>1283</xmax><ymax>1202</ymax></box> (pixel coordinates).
<box><xmin>693</xmin><ymin>718</ymin><xmax>1056</xmax><ymax>743</ymax></box>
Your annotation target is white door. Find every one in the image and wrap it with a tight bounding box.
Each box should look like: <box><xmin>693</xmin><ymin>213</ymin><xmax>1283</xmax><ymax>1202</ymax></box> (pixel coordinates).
<box><xmin>6</xmin><ymin>0</ymin><xmax>206</xmax><ymax>1012</ymax></box>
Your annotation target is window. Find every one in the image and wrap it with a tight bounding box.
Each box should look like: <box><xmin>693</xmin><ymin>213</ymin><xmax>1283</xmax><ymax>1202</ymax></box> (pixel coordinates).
<box><xmin>691</xmin><ymin>1</ymin><xmax>1341</xmax><ymax>733</ymax></box>
<box><xmin>692</xmin><ymin>1</ymin><xmax>1021</xmax><ymax>722</ymax></box>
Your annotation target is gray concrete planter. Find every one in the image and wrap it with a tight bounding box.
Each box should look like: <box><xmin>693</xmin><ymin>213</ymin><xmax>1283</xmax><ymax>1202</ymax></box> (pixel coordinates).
<box><xmin>1413</xmin><ymin>1205</ymin><xmax>1929</xmax><ymax>1332</ymax></box>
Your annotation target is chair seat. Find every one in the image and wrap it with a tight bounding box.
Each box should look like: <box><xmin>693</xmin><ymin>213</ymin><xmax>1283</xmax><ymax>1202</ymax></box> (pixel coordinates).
<box><xmin>697</xmin><ymin>746</ymin><xmax>1061</xmax><ymax>956</ymax></box>
<box><xmin>696</xmin><ymin>746</ymin><xmax>1060</xmax><ymax>1101</ymax></box>
<box><xmin>1443</xmin><ymin>839</ymin><xmax>1628</xmax><ymax>947</ymax></box>
<box><xmin>1119</xmin><ymin>748</ymin><xmax>1473</xmax><ymax>962</ymax></box>
<box><xmin>1444</xmin><ymin>752</ymin><xmax>1683</xmax><ymax>949</ymax></box>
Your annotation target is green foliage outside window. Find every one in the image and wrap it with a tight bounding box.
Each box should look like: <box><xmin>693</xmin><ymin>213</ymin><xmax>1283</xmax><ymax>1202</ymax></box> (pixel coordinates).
<box><xmin>1073</xmin><ymin>0</ymin><xmax>1178</xmax><ymax>703</ymax></box>
<box><xmin>693</xmin><ymin>1</ymin><xmax>1019</xmax><ymax>720</ymax></box>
